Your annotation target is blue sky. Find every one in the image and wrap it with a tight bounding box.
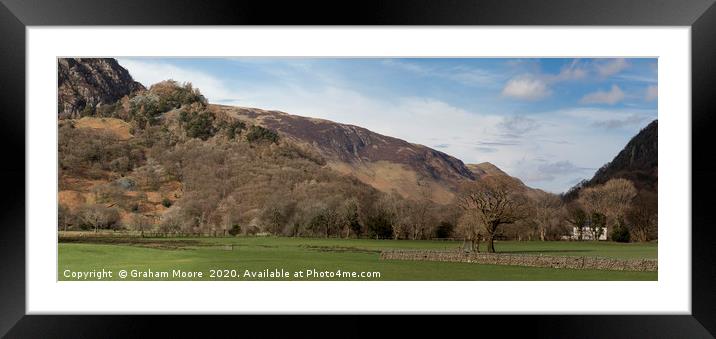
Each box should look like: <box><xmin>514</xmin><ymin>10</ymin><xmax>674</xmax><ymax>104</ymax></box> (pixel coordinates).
<box><xmin>116</xmin><ymin>57</ymin><xmax>657</xmax><ymax>193</ymax></box>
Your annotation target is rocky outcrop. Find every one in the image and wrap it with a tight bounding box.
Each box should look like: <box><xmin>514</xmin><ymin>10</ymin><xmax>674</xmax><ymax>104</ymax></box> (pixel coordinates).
<box><xmin>58</xmin><ymin>58</ymin><xmax>145</xmax><ymax>118</ymax></box>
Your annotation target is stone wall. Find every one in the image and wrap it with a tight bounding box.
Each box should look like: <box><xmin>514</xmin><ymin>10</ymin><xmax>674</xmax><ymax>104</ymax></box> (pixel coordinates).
<box><xmin>380</xmin><ymin>250</ymin><xmax>657</xmax><ymax>272</ymax></box>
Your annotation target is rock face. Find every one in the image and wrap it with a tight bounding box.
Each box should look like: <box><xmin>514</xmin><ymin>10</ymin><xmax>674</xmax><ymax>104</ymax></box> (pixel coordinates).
<box><xmin>58</xmin><ymin>58</ymin><xmax>145</xmax><ymax>118</ymax></box>
<box><xmin>214</xmin><ymin>105</ymin><xmax>478</xmax><ymax>203</ymax></box>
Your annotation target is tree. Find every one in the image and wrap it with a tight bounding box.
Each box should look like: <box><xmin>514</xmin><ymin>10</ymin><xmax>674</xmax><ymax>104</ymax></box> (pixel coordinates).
<box><xmin>578</xmin><ymin>178</ymin><xmax>637</xmax><ymax>239</ymax></box>
<box><xmin>455</xmin><ymin>211</ymin><xmax>482</xmax><ymax>252</ymax></box>
<box><xmin>339</xmin><ymin>198</ymin><xmax>361</xmax><ymax>238</ymax></box>
<box><xmin>434</xmin><ymin>221</ymin><xmax>454</xmax><ymax>239</ymax></box>
<box><xmin>130</xmin><ymin>213</ymin><xmax>151</xmax><ymax>237</ymax></box>
<box><xmin>589</xmin><ymin>212</ymin><xmax>607</xmax><ymax>240</ymax></box>
<box><xmin>564</xmin><ymin>202</ymin><xmax>588</xmax><ymax>240</ymax></box>
<box><xmin>228</xmin><ymin>224</ymin><xmax>241</xmax><ymax>236</ymax></box>
<box><xmin>531</xmin><ymin>191</ymin><xmax>563</xmax><ymax>241</ymax></box>
<box><xmin>384</xmin><ymin>193</ymin><xmax>409</xmax><ymax>240</ymax></box>
<box><xmin>410</xmin><ymin>179</ymin><xmax>434</xmax><ymax>240</ymax></box>
<box><xmin>159</xmin><ymin>207</ymin><xmax>184</xmax><ymax>234</ymax></box>
<box><xmin>58</xmin><ymin>203</ymin><xmax>74</xmax><ymax>231</ymax></box>
<box><xmin>456</xmin><ymin>176</ymin><xmax>527</xmax><ymax>253</ymax></box>
<box><xmin>626</xmin><ymin>191</ymin><xmax>657</xmax><ymax>242</ymax></box>
<box><xmin>610</xmin><ymin>222</ymin><xmax>630</xmax><ymax>242</ymax></box>
<box><xmin>78</xmin><ymin>204</ymin><xmax>120</xmax><ymax>233</ymax></box>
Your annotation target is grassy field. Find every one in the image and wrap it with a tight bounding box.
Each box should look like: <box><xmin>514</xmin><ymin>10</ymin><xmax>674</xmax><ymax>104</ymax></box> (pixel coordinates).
<box><xmin>58</xmin><ymin>236</ymin><xmax>657</xmax><ymax>281</ymax></box>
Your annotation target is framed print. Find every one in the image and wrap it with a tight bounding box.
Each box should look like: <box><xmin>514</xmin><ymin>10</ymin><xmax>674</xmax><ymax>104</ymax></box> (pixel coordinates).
<box><xmin>2</xmin><ymin>0</ymin><xmax>715</xmax><ymax>337</ymax></box>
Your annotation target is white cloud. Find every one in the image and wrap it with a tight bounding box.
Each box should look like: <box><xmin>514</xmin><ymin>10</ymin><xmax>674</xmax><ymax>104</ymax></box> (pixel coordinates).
<box><xmin>554</xmin><ymin>60</ymin><xmax>588</xmax><ymax>81</ymax></box>
<box><xmin>595</xmin><ymin>58</ymin><xmax>629</xmax><ymax>77</ymax></box>
<box><xmin>501</xmin><ymin>76</ymin><xmax>551</xmax><ymax>101</ymax></box>
<box><xmin>579</xmin><ymin>85</ymin><xmax>625</xmax><ymax>105</ymax></box>
<box><xmin>645</xmin><ymin>85</ymin><xmax>658</xmax><ymax>102</ymax></box>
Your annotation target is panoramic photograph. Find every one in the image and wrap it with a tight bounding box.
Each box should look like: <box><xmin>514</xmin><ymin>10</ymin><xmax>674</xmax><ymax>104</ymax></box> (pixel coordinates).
<box><xmin>57</xmin><ymin>57</ymin><xmax>658</xmax><ymax>281</ymax></box>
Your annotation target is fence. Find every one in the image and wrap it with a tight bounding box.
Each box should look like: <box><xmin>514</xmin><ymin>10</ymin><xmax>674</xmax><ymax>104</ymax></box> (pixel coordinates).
<box><xmin>380</xmin><ymin>249</ymin><xmax>657</xmax><ymax>272</ymax></box>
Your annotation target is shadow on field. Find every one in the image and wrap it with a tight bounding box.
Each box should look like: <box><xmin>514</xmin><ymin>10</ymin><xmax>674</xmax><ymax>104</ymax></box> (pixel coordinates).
<box><xmin>58</xmin><ymin>237</ymin><xmax>207</xmax><ymax>250</ymax></box>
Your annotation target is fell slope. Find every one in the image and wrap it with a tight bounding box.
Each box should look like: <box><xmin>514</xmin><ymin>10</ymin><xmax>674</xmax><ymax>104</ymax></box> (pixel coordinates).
<box><xmin>213</xmin><ymin>105</ymin><xmax>478</xmax><ymax>203</ymax></box>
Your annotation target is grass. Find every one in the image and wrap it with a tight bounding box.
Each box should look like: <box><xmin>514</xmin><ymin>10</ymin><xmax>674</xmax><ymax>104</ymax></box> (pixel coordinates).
<box><xmin>58</xmin><ymin>236</ymin><xmax>657</xmax><ymax>281</ymax></box>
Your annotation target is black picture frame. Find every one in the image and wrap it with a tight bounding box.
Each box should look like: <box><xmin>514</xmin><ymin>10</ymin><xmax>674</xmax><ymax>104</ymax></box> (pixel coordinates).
<box><xmin>1</xmin><ymin>0</ymin><xmax>715</xmax><ymax>337</ymax></box>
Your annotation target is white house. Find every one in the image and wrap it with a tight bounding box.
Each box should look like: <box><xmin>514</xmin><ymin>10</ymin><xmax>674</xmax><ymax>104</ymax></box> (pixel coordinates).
<box><xmin>567</xmin><ymin>226</ymin><xmax>608</xmax><ymax>241</ymax></box>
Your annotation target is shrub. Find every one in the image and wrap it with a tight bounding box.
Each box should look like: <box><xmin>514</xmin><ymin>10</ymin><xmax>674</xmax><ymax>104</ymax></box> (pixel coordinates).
<box><xmin>128</xmin><ymin>92</ymin><xmax>162</xmax><ymax>127</ymax></box>
<box><xmin>109</xmin><ymin>156</ymin><xmax>131</xmax><ymax>174</ymax></box>
<box><xmin>225</xmin><ymin>120</ymin><xmax>246</xmax><ymax>139</ymax></box>
<box><xmin>366</xmin><ymin>212</ymin><xmax>393</xmax><ymax>239</ymax></box>
<box><xmin>161</xmin><ymin>198</ymin><xmax>172</xmax><ymax>208</ymax></box>
<box><xmin>181</xmin><ymin>109</ymin><xmax>216</xmax><ymax>140</ymax></box>
<box><xmin>434</xmin><ymin>221</ymin><xmax>454</xmax><ymax>238</ymax></box>
<box><xmin>610</xmin><ymin>222</ymin><xmax>631</xmax><ymax>243</ymax></box>
<box><xmin>228</xmin><ymin>224</ymin><xmax>241</xmax><ymax>236</ymax></box>
<box><xmin>245</xmin><ymin>125</ymin><xmax>279</xmax><ymax>144</ymax></box>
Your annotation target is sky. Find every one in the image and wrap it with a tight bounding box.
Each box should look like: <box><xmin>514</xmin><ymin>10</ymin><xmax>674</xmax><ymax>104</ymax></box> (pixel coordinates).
<box><xmin>116</xmin><ymin>57</ymin><xmax>658</xmax><ymax>193</ymax></box>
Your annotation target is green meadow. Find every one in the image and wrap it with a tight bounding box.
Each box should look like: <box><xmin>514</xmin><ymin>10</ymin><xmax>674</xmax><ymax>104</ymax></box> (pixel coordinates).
<box><xmin>58</xmin><ymin>236</ymin><xmax>657</xmax><ymax>281</ymax></box>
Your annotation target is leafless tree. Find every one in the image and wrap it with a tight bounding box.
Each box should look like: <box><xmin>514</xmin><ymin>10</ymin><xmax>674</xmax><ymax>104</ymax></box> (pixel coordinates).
<box><xmin>626</xmin><ymin>191</ymin><xmax>657</xmax><ymax>242</ymax></box>
<box><xmin>130</xmin><ymin>213</ymin><xmax>151</xmax><ymax>237</ymax></box>
<box><xmin>455</xmin><ymin>210</ymin><xmax>482</xmax><ymax>252</ymax></box>
<box><xmin>78</xmin><ymin>204</ymin><xmax>120</xmax><ymax>233</ymax></box>
<box><xmin>579</xmin><ymin>178</ymin><xmax>637</xmax><ymax>238</ymax></box>
<box><xmin>457</xmin><ymin>176</ymin><xmax>528</xmax><ymax>253</ymax></box>
<box><xmin>531</xmin><ymin>191</ymin><xmax>564</xmax><ymax>241</ymax></box>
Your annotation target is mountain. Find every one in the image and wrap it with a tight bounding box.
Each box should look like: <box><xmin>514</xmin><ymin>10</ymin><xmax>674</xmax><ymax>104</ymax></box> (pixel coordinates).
<box><xmin>58</xmin><ymin>58</ymin><xmax>145</xmax><ymax>118</ymax></box>
<box><xmin>211</xmin><ymin>105</ymin><xmax>477</xmax><ymax>203</ymax></box>
<box><xmin>56</xmin><ymin>58</ymin><xmax>522</xmax><ymax>206</ymax></box>
<box><xmin>564</xmin><ymin>120</ymin><xmax>658</xmax><ymax>201</ymax></box>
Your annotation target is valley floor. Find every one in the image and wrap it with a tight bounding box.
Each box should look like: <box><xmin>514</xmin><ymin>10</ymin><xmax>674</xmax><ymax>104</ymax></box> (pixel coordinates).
<box><xmin>58</xmin><ymin>236</ymin><xmax>657</xmax><ymax>281</ymax></box>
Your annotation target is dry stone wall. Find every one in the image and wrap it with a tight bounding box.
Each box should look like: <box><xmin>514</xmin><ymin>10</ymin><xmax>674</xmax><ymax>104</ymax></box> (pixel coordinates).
<box><xmin>380</xmin><ymin>250</ymin><xmax>657</xmax><ymax>272</ymax></box>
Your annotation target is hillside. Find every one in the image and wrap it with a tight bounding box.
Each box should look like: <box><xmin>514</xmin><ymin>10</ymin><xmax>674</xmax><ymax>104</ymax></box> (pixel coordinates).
<box><xmin>56</xmin><ymin>57</ymin><xmax>551</xmax><ymax>241</ymax></box>
<box><xmin>58</xmin><ymin>58</ymin><xmax>145</xmax><ymax>118</ymax></box>
<box><xmin>564</xmin><ymin>120</ymin><xmax>658</xmax><ymax>201</ymax></box>
<box><xmin>213</xmin><ymin>105</ymin><xmax>477</xmax><ymax>203</ymax></box>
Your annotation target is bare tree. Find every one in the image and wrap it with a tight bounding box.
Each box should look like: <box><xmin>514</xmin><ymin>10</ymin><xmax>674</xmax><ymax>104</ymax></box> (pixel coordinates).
<box><xmin>579</xmin><ymin>178</ymin><xmax>637</xmax><ymax>239</ymax></box>
<box><xmin>339</xmin><ymin>197</ymin><xmax>361</xmax><ymax>239</ymax></box>
<box><xmin>457</xmin><ymin>176</ymin><xmax>527</xmax><ymax>253</ymax></box>
<box><xmin>456</xmin><ymin>211</ymin><xmax>482</xmax><ymax>252</ymax></box>
<box><xmin>411</xmin><ymin>179</ymin><xmax>434</xmax><ymax>240</ymax></box>
<box><xmin>531</xmin><ymin>191</ymin><xmax>563</xmax><ymax>241</ymax></box>
<box><xmin>381</xmin><ymin>192</ymin><xmax>407</xmax><ymax>240</ymax></box>
<box><xmin>78</xmin><ymin>204</ymin><xmax>120</xmax><ymax>233</ymax></box>
<box><xmin>626</xmin><ymin>191</ymin><xmax>657</xmax><ymax>242</ymax></box>
<box><xmin>58</xmin><ymin>203</ymin><xmax>73</xmax><ymax>232</ymax></box>
<box><xmin>160</xmin><ymin>207</ymin><xmax>184</xmax><ymax>234</ymax></box>
<box><xmin>130</xmin><ymin>213</ymin><xmax>151</xmax><ymax>237</ymax></box>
